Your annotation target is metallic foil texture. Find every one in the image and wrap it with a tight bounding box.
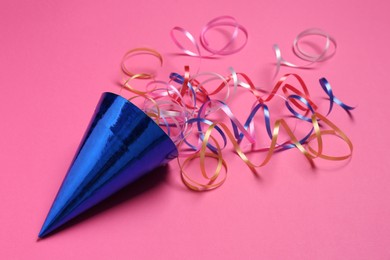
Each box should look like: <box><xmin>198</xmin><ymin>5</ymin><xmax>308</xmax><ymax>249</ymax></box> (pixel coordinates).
<box><xmin>39</xmin><ymin>92</ymin><xmax>178</xmax><ymax>238</ymax></box>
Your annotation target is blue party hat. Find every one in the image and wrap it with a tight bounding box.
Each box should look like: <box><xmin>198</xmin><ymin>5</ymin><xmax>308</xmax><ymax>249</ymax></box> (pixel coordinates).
<box><xmin>38</xmin><ymin>92</ymin><xmax>178</xmax><ymax>238</ymax></box>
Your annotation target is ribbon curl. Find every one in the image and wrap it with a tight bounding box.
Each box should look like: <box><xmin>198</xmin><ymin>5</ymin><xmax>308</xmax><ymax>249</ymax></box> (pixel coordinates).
<box><xmin>273</xmin><ymin>28</ymin><xmax>337</xmax><ymax>77</ymax></box>
<box><xmin>171</xmin><ymin>16</ymin><xmax>248</xmax><ymax>58</ymax></box>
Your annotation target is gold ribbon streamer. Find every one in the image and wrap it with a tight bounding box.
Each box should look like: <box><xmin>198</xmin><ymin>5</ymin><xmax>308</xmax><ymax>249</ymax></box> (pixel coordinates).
<box><xmin>179</xmin><ymin>112</ymin><xmax>352</xmax><ymax>191</ymax></box>
<box><xmin>121</xmin><ymin>48</ymin><xmax>163</xmax><ymax>79</ymax></box>
<box><xmin>179</xmin><ymin>136</ymin><xmax>228</xmax><ymax>191</ymax></box>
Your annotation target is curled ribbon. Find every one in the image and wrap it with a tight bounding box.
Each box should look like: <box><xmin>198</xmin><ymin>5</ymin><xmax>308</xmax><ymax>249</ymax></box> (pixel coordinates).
<box><xmin>171</xmin><ymin>16</ymin><xmax>248</xmax><ymax>57</ymax></box>
<box><xmin>273</xmin><ymin>28</ymin><xmax>337</xmax><ymax>77</ymax></box>
<box><xmin>121</xmin><ymin>47</ymin><xmax>163</xmax><ymax>79</ymax></box>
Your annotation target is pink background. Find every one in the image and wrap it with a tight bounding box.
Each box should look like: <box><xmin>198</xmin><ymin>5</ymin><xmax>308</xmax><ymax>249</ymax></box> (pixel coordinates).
<box><xmin>1</xmin><ymin>0</ymin><xmax>389</xmax><ymax>259</ymax></box>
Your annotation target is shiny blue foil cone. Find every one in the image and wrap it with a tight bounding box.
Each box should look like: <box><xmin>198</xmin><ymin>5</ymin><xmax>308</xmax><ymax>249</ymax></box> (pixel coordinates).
<box><xmin>38</xmin><ymin>92</ymin><xmax>178</xmax><ymax>238</ymax></box>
